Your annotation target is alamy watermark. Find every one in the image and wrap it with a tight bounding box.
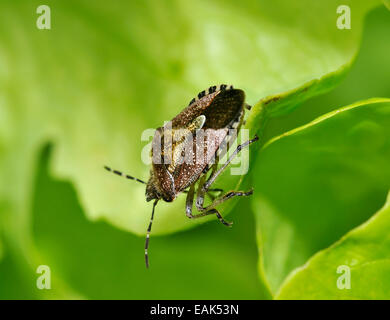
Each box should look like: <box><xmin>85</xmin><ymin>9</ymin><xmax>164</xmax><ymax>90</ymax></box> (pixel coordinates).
<box><xmin>36</xmin><ymin>265</ymin><xmax>51</xmax><ymax>290</ymax></box>
<box><xmin>36</xmin><ymin>5</ymin><xmax>51</xmax><ymax>30</ymax></box>
<box><xmin>336</xmin><ymin>5</ymin><xmax>351</xmax><ymax>30</ymax></box>
<box><xmin>336</xmin><ymin>265</ymin><xmax>351</xmax><ymax>290</ymax></box>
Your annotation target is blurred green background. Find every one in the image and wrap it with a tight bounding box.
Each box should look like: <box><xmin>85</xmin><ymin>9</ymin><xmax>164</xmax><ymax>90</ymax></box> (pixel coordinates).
<box><xmin>0</xmin><ymin>1</ymin><xmax>389</xmax><ymax>299</ymax></box>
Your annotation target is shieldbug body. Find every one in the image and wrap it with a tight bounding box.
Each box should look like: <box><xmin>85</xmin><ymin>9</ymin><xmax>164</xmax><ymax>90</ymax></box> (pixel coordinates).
<box><xmin>105</xmin><ymin>84</ymin><xmax>258</xmax><ymax>268</ymax></box>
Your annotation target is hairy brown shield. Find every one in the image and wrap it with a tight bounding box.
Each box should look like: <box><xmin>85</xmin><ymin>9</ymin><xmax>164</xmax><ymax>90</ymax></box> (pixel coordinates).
<box><xmin>105</xmin><ymin>84</ymin><xmax>258</xmax><ymax>268</ymax></box>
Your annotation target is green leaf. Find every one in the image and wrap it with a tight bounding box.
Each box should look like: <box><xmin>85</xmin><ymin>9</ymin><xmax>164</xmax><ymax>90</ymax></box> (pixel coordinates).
<box><xmin>0</xmin><ymin>249</ymin><xmax>39</xmax><ymax>299</ymax></box>
<box><xmin>0</xmin><ymin>0</ymin><xmax>387</xmax><ymax>300</ymax></box>
<box><xmin>260</xmin><ymin>5</ymin><xmax>390</xmax><ymax>143</ymax></box>
<box><xmin>27</xmin><ymin>148</ymin><xmax>271</xmax><ymax>299</ymax></box>
<box><xmin>0</xmin><ymin>1</ymin><xmax>380</xmax><ymax>246</ymax></box>
<box><xmin>0</xmin><ymin>1</ymin><xmax>382</xmax><ymax>298</ymax></box>
<box><xmin>0</xmin><ymin>239</ymin><xmax>3</xmax><ymax>262</ymax></box>
<box><xmin>276</xmin><ymin>191</ymin><xmax>390</xmax><ymax>299</ymax></box>
<box><xmin>252</xmin><ymin>98</ymin><xmax>390</xmax><ymax>295</ymax></box>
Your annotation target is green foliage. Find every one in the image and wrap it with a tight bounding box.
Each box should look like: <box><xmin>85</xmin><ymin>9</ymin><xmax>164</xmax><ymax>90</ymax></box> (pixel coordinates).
<box><xmin>277</xmin><ymin>192</ymin><xmax>390</xmax><ymax>299</ymax></box>
<box><xmin>253</xmin><ymin>99</ymin><xmax>390</xmax><ymax>294</ymax></box>
<box><xmin>0</xmin><ymin>0</ymin><xmax>389</xmax><ymax>299</ymax></box>
<box><xmin>0</xmin><ymin>0</ymin><xmax>379</xmax><ymax>237</ymax></box>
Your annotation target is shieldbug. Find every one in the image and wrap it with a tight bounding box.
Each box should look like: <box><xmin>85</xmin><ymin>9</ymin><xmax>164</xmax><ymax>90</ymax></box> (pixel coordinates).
<box><xmin>105</xmin><ymin>84</ymin><xmax>258</xmax><ymax>268</ymax></box>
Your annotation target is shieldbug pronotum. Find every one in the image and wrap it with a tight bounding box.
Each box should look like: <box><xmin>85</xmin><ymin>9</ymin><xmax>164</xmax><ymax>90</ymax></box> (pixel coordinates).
<box><xmin>105</xmin><ymin>84</ymin><xmax>258</xmax><ymax>268</ymax></box>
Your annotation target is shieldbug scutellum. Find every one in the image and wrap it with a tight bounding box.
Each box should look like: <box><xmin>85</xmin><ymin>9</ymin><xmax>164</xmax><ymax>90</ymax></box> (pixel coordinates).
<box><xmin>105</xmin><ymin>84</ymin><xmax>258</xmax><ymax>268</ymax></box>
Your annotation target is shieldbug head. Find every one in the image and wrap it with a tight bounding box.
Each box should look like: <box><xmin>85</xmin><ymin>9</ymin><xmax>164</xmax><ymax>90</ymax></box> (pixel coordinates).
<box><xmin>105</xmin><ymin>84</ymin><xmax>258</xmax><ymax>268</ymax></box>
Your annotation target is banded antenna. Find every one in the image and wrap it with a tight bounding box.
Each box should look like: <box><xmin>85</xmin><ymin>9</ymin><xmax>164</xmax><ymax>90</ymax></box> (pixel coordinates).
<box><xmin>145</xmin><ymin>199</ymin><xmax>159</xmax><ymax>268</ymax></box>
<box><xmin>104</xmin><ymin>166</ymin><xmax>146</xmax><ymax>184</ymax></box>
<box><xmin>104</xmin><ymin>165</ymin><xmax>158</xmax><ymax>268</ymax></box>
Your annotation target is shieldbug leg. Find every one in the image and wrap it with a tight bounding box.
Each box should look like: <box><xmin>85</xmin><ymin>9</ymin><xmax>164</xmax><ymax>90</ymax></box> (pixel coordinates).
<box><xmin>186</xmin><ymin>181</ymin><xmax>232</xmax><ymax>226</ymax></box>
<box><xmin>185</xmin><ymin>184</ymin><xmax>196</xmax><ymax>219</ymax></box>
<box><xmin>199</xmin><ymin>208</ymin><xmax>233</xmax><ymax>227</ymax></box>
<box><xmin>194</xmin><ymin>177</ymin><xmax>248</xmax><ymax>227</ymax></box>
<box><xmin>195</xmin><ymin>174</ymin><xmax>207</xmax><ymax>209</ymax></box>
<box><xmin>195</xmin><ymin>162</ymin><xmax>219</xmax><ymax>209</ymax></box>
<box><xmin>195</xmin><ymin>170</ymin><xmax>224</xmax><ymax>210</ymax></box>
<box><xmin>192</xmin><ymin>135</ymin><xmax>259</xmax><ymax>224</ymax></box>
<box><xmin>188</xmin><ymin>206</ymin><xmax>233</xmax><ymax>226</ymax></box>
<box><xmin>203</xmin><ymin>135</ymin><xmax>259</xmax><ymax>192</ymax></box>
<box><xmin>196</xmin><ymin>189</ymin><xmax>254</xmax><ymax>213</ymax></box>
<box><xmin>203</xmin><ymin>163</ymin><xmax>224</xmax><ymax>195</ymax></box>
